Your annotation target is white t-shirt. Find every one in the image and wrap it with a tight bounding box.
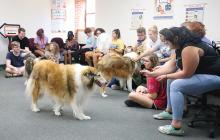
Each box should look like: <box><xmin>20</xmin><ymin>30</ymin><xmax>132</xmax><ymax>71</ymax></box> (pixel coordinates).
<box><xmin>96</xmin><ymin>33</ymin><xmax>111</xmax><ymax>54</ymax></box>
<box><xmin>148</xmin><ymin>38</ymin><xmax>171</xmax><ymax>58</ymax></box>
<box><xmin>147</xmin><ymin>37</ymin><xmax>162</xmax><ymax>51</ymax></box>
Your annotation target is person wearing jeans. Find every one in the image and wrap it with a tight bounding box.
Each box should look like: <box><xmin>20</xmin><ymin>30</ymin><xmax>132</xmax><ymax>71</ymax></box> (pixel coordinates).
<box><xmin>142</xmin><ymin>27</ymin><xmax>220</xmax><ymax>136</ymax></box>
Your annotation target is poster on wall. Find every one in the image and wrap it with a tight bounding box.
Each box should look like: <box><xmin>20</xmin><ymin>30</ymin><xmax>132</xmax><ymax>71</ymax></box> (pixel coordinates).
<box><xmin>153</xmin><ymin>0</ymin><xmax>174</xmax><ymax>19</ymax></box>
<box><xmin>130</xmin><ymin>9</ymin><xmax>144</xmax><ymax>30</ymax></box>
<box><xmin>185</xmin><ymin>4</ymin><xmax>206</xmax><ymax>22</ymax></box>
<box><xmin>51</xmin><ymin>0</ymin><xmax>66</xmax><ymax>33</ymax></box>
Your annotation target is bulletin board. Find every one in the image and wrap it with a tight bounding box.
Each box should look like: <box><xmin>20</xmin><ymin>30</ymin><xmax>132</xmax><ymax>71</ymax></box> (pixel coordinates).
<box><xmin>51</xmin><ymin>0</ymin><xmax>67</xmax><ymax>33</ymax></box>
<box><xmin>130</xmin><ymin>9</ymin><xmax>144</xmax><ymax>30</ymax></box>
<box><xmin>153</xmin><ymin>0</ymin><xmax>174</xmax><ymax>19</ymax></box>
<box><xmin>185</xmin><ymin>4</ymin><xmax>206</xmax><ymax>22</ymax></box>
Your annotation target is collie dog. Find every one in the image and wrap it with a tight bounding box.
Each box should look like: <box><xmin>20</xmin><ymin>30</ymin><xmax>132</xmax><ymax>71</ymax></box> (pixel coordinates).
<box><xmin>26</xmin><ymin>60</ymin><xmax>107</xmax><ymax>120</ymax></box>
<box><xmin>97</xmin><ymin>52</ymin><xmax>138</xmax><ymax>93</ymax></box>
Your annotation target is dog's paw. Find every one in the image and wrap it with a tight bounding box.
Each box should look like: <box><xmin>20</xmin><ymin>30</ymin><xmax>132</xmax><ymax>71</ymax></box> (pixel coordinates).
<box><xmin>83</xmin><ymin>115</ymin><xmax>91</xmax><ymax>120</ymax></box>
<box><xmin>54</xmin><ymin>111</ymin><xmax>61</xmax><ymax>116</ymax></box>
<box><xmin>76</xmin><ymin>115</ymin><xmax>91</xmax><ymax>120</ymax></box>
<box><xmin>102</xmin><ymin>93</ymin><xmax>108</xmax><ymax>98</ymax></box>
<box><xmin>32</xmin><ymin>107</ymin><xmax>40</xmax><ymax>112</ymax></box>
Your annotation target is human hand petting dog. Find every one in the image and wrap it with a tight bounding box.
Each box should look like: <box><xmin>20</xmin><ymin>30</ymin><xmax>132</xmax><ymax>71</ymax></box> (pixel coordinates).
<box><xmin>153</xmin><ymin>66</ymin><xmax>161</xmax><ymax>71</ymax></box>
<box><xmin>156</xmin><ymin>74</ymin><xmax>167</xmax><ymax>81</ymax></box>
<box><xmin>140</xmin><ymin>69</ymin><xmax>156</xmax><ymax>77</ymax></box>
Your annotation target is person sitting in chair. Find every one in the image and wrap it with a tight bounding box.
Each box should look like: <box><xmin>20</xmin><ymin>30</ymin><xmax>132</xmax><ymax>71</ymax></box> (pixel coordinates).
<box><xmin>144</xmin><ymin>27</ymin><xmax>220</xmax><ymax>136</ymax></box>
<box><xmin>64</xmin><ymin>31</ymin><xmax>79</xmax><ymax>64</ymax></box>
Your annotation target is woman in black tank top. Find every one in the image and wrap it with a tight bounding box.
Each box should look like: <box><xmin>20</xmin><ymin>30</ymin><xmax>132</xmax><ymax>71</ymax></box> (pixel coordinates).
<box><xmin>141</xmin><ymin>27</ymin><xmax>220</xmax><ymax>136</ymax></box>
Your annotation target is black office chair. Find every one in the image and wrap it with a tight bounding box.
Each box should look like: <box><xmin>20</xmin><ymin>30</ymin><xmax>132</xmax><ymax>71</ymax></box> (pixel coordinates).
<box><xmin>188</xmin><ymin>89</ymin><xmax>220</xmax><ymax>138</ymax></box>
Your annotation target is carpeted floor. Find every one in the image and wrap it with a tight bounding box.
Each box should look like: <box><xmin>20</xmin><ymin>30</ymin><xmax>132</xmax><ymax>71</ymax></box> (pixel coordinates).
<box><xmin>0</xmin><ymin>70</ymin><xmax>217</xmax><ymax>140</ymax></box>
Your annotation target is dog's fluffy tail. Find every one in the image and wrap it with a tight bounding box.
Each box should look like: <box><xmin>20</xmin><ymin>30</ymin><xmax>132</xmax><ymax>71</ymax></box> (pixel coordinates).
<box><xmin>25</xmin><ymin>57</ymin><xmax>35</xmax><ymax>79</ymax></box>
<box><xmin>25</xmin><ymin>56</ymin><xmax>46</xmax><ymax>80</ymax></box>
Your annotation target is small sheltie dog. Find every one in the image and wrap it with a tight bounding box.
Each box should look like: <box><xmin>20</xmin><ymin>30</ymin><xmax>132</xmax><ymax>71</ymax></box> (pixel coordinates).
<box><xmin>97</xmin><ymin>52</ymin><xmax>139</xmax><ymax>94</ymax></box>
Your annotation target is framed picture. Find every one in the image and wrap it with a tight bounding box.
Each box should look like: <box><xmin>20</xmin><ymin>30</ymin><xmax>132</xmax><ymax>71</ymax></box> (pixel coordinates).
<box><xmin>51</xmin><ymin>0</ymin><xmax>66</xmax><ymax>33</ymax></box>
<box><xmin>185</xmin><ymin>4</ymin><xmax>206</xmax><ymax>22</ymax></box>
<box><xmin>130</xmin><ymin>9</ymin><xmax>144</xmax><ymax>30</ymax></box>
<box><xmin>153</xmin><ymin>0</ymin><xmax>174</xmax><ymax>19</ymax></box>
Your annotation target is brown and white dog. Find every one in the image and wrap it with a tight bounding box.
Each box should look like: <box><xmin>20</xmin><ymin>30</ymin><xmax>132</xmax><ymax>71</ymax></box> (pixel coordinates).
<box><xmin>97</xmin><ymin>52</ymin><xmax>139</xmax><ymax>93</ymax></box>
<box><xmin>26</xmin><ymin>60</ymin><xmax>107</xmax><ymax>120</ymax></box>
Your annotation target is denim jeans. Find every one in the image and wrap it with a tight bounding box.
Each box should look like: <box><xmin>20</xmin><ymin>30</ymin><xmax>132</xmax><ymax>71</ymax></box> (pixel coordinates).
<box><xmin>166</xmin><ymin>74</ymin><xmax>220</xmax><ymax>120</ymax></box>
<box><xmin>107</xmin><ymin>78</ymin><xmax>120</xmax><ymax>87</ymax></box>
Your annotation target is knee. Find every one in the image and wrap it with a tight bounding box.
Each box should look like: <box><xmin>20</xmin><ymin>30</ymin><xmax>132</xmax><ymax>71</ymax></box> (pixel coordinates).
<box><xmin>128</xmin><ymin>92</ymin><xmax>136</xmax><ymax>99</ymax></box>
<box><xmin>170</xmin><ymin>80</ymin><xmax>185</xmax><ymax>99</ymax></box>
<box><xmin>170</xmin><ymin>79</ymin><xmax>185</xmax><ymax>92</ymax></box>
<box><xmin>5</xmin><ymin>67</ymin><xmax>11</xmax><ymax>72</ymax></box>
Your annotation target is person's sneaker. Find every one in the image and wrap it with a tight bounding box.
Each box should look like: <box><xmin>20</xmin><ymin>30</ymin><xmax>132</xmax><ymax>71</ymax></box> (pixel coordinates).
<box><xmin>153</xmin><ymin>111</ymin><xmax>172</xmax><ymax>120</ymax></box>
<box><xmin>5</xmin><ymin>73</ymin><xmax>23</xmax><ymax>78</ymax></box>
<box><xmin>111</xmin><ymin>84</ymin><xmax>121</xmax><ymax>90</ymax></box>
<box><xmin>158</xmin><ymin>125</ymin><xmax>184</xmax><ymax>136</ymax></box>
<box><xmin>124</xmin><ymin>100</ymin><xmax>144</xmax><ymax>108</ymax></box>
<box><xmin>5</xmin><ymin>73</ymin><xmax>13</xmax><ymax>78</ymax></box>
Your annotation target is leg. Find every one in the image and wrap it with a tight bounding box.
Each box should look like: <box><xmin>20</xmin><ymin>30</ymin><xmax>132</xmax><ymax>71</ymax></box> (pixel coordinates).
<box><xmin>166</xmin><ymin>79</ymin><xmax>173</xmax><ymax>112</ymax></box>
<box><xmin>71</xmin><ymin>102</ymin><xmax>91</xmax><ymax>120</ymax></box>
<box><xmin>128</xmin><ymin>91</ymin><xmax>154</xmax><ymax>108</ymax></box>
<box><xmin>170</xmin><ymin>74</ymin><xmax>220</xmax><ymax>128</ymax></box>
<box><xmin>93</xmin><ymin>53</ymin><xmax>99</xmax><ymax>68</ymax></box>
<box><xmin>67</xmin><ymin>52</ymin><xmax>72</xmax><ymax>64</ymax></box>
<box><xmin>72</xmin><ymin>51</ymin><xmax>79</xmax><ymax>63</ymax></box>
<box><xmin>93</xmin><ymin>52</ymin><xmax>103</xmax><ymax>68</ymax></box>
<box><xmin>100</xmin><ymin>85</ymin><xmax>107</xmax><ymax>97</ymax></box>
<box><xmin>153</xmin><ymin>79</ymin><xmax>173</xmax><ymax>120</ymax></box>
<box><xmin>17</xmin><ymin>66</ymin><xmax>25</xmax><ymax>75</ymax></box>
<box><xmin>85</xmin><ymin>51</ymin><xmax>93</xmax><ymax>66</ymax></box>
<box><xmin>159</xmin><ymin>74</ymin><xmax>220</xmax><ymax>136</ymax></box>
<box><xmin>5</xmin><ymin>67</ymin><xmax>23</xmax><ymax>76</ymax></box>
<box><xmin>31</xmin><ymin>80</ymin><xmax>40</xmax><ymax>112</ymax></box>
<box><xmin>53</xmin><ymin>102</ymin><xmax>63</xmax><ymax>116</ymax></box>
<box><xmin>127</xmin><ymin>76</ymin><xmax>133</xmax><ymax>92</ymax></box>
<box><xmin>5</xmin><ymin>67</ymin><xmax>17</xmax><ymax>75</ymax></box>
<box><xmin>64</xmin><ymin>51</ymin><xmax>68</xmax><ymax>64</ymax></box>
<box><xmin>119</xmin><ymin>79</ymin><xmax>126</xmax><ymax>90</ymax></box>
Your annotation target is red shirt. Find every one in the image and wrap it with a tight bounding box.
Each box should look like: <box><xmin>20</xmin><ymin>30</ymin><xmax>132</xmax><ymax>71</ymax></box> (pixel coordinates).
<box><xmin>147</xmin><ymin>77</ymin><xmax>167</xmax><ymax>109</ymax></box>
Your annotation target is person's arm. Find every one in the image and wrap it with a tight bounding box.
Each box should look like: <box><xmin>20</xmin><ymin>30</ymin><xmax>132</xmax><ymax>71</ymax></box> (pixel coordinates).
<box><xmin>34</xmin><ymin>38</ymin><xmax>43</xmax><ymax>51</ymax></box>
<box><xmin>6</xmin><ymin>59</ymin><xmax>17</xmax><ymax>70</ymax></box>
<box><xmin>136</xmin><ymin>46</ymin><xmax>158</xmax><ymax>61</ymax></box>
<box><xmin>24</xmin><ymin>38</ymin><xmax>30</xmax><ymax>52</ymax></box>
<box><xmin>159</xmin><ymin>56</ymin><xmax>171</xmax><ymax>63</ymax></box>
<box><xmin>83</xmin><ymin>37</ymin><xmax>95</xmax><ymax>49</ymax></box>
<box><xmin>145</xmin><ymin>77</ymin><xmax>160</xmax><ymax>99</ymax></box>
<box><xmin>113</xmin><ymin>40</ymin><xmax>125</xmax><ymax>54</ymax></box>
<box><xmin>24</xmin><ymin>47</ymin><xmax>30</xmax><ymax>52</ymax></box>
<box><xmin>157</xmin><ymin>46</ymin><xmax>200</xmax><ymax>81</ymax></box>
<box><xmin>35</xmin><ymin>43</ymin><xmax>45</xmax><ymax>52</ymax></box>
